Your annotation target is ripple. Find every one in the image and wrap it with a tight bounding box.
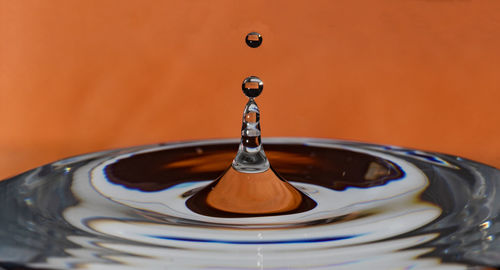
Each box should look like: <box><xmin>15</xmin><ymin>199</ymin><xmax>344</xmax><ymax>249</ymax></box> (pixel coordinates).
<box><xmin>0</xmin><ymin>138</ymin><xmax>499</xmax><ymax>269</ymax></box>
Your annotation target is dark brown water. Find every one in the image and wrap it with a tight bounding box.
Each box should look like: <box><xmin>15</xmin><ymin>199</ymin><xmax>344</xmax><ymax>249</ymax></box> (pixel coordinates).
<box><xmin>104</xmin><ymin>143</ymin><xmax>404</xmax><ymax>218</ymax></box>
<box><xmin>105</xmin><ymin>143</ymin><xmax>404</xmax><ymax>192</ymax></box>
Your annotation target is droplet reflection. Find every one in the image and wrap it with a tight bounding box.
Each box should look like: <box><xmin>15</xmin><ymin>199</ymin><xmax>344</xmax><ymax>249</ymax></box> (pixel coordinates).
<box><xmin>245</xmin><ymin>32</ymin><xmax>263</xmax><ymax>48</ymax></box>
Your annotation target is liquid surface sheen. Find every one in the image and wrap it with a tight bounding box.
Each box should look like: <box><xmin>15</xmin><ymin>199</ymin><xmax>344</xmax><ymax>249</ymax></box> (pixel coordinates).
<box><xmin>0</xmin><ymin>138</ymin><xmax>499</xmax><ymax>270</ymax></box>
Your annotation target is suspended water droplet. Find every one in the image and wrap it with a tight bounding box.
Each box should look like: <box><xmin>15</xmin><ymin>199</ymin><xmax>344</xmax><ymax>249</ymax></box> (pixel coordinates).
<box><xmin>245</xmin><ymin>32</ymin><xmax>262</xmax><ymax>48</ymax></box>
<box><xmin>242</xmin><ymin>76</ymin><xmax>263</xmax><ymax>98</ymax></box>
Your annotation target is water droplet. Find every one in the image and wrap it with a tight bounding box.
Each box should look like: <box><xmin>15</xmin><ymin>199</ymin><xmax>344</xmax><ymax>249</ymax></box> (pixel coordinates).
<box><xmin>245</xmin><ymin>32</ymin><xmax>262</xmax><ymax>48</ymax></box>
<box><xmin>242</xmin><ymin>76</ymin><xmax>263</xmax><ymax>98</ymax></box>
<box><xmin>24</xmin><ymin>198</ymin><xmax>33</xmax><ymax>206</ymax></box>
<box><xmin>480</xmin><ymin>221</ymin><xmax>491</xmax><ymax>230</ymax></box>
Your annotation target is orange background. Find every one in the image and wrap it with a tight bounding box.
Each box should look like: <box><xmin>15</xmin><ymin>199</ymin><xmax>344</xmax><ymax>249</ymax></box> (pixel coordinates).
<box><xmin>1</xmin><ymin>0</ymin><xmax>499</xmax><ymax>179</ymax></box>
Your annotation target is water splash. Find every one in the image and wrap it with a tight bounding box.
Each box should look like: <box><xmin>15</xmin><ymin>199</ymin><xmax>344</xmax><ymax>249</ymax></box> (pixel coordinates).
<box><xmin>232</xmin><ymin>97</ymin><xmax>268</xmax><ymax>173</ymax></box>
<box><xmin>187</xmin><ymin>75</ymin><xmax>315</xmax><ymax>216</ymax></box>
<box><xmin>1</xmin><ymin>139</ymin><xmax>499</xmax><ymax>269</ymax></box>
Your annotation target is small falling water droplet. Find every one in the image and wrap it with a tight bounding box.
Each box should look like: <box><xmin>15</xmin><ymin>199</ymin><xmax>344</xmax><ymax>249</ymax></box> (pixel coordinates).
<box><xmin>242</xmin><ymin>76</ymin><xmax>263</xmax><ymax>98</ymax></box>
<box><xmin>245</xmin><ymin>32</ymin><xmax>262</xmax><ymax>48</ymax></box>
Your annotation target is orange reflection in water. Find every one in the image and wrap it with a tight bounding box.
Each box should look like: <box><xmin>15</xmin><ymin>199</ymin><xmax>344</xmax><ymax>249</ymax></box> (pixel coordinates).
<box><xmin>206</xmin><ymin>166</ymin><xmax>302</xmax><ymax>214</ymax></box>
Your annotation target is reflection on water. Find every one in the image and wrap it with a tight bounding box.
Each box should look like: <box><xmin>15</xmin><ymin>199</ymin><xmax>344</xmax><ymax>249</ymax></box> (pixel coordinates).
<box><xmin>0</xmin><ymin>138</ymin><xmax>499</xmax><ymax>269</ymax></box>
